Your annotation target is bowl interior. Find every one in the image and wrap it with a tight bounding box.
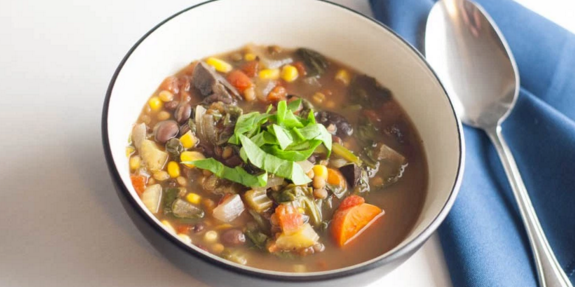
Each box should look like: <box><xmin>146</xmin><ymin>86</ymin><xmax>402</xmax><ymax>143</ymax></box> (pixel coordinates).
<box><xmin>105</xmin><ymin>0</ymin><xmax>463</xmax><ymax>277</ymax></box>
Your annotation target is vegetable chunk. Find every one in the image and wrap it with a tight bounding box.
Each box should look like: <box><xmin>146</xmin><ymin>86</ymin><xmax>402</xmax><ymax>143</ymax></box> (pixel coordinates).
<box><xmin>140</xmin><ymin>140</ymin><xmax>168</xmax><ymax>171</ymax></box>
<box><xmin>276</xmin><ymin>223</ymin><xmax>319</xmax><ymax>250</ymax></box>
<box><xmin>331</xmin><ymin>195</ymin><xmax>384</xmax><ymax>247</ymax></box>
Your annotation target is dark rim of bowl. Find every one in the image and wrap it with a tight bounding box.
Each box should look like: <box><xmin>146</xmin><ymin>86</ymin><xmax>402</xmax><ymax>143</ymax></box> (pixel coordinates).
<box><xmin>101</xmin><ymin>0</ymin><xmax>464</xmax><ymax>282</ymax></box>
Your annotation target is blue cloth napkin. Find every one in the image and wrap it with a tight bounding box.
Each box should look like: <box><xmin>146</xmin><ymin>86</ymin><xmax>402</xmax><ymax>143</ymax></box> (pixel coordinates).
<box><xmin>369</xmin><ymin>0</ymin><xmax>575</xmax><ymax>286</ymax></box>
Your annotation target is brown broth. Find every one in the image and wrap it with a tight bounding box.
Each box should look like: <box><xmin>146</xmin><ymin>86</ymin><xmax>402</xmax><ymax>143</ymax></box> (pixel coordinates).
<box><xmin>129</xmin><ymin>45</ymin><xmax>427</xmax><ymax>272</ymax></box>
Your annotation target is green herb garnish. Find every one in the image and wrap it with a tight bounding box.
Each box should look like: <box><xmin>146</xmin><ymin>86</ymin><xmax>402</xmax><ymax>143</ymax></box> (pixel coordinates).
<box><xmin>193</xmin><ymin>100</ymin><xmax>332</xmax><ymax>187</ymax></box>
<box><xmin>184</xmin><ymin>158</ymin><xmax>268</xmax><ymax>187</ymax></box>
<box><xmin>239</xmin><ymin>135</ymin><xmax>311</xmax><ymax>185</ymax></box>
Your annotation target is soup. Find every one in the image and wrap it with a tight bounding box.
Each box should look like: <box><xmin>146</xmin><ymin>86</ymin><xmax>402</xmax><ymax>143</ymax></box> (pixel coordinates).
<box><xmin>126</xmin><ymin>45</ymin><xmax>427</xmax><ymax>272</ymax></box>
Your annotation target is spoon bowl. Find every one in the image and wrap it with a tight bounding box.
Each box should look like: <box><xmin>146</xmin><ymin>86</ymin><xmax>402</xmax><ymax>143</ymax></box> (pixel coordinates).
<box><xmin>426</xmin><ymin>0</ymin><xmax>519</xmax><ymax>128</ymax></box>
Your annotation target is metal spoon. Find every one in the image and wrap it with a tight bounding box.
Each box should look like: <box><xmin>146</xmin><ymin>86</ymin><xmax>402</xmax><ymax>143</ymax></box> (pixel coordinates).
<box><xmin>425</xmin><ymin>1</ymin><xmax>572</xmax><ymax>286</ymax></box>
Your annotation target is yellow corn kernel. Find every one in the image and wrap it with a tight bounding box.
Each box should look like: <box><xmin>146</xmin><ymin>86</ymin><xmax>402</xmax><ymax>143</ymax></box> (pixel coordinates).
<box><xmin>298</xmin><ymin>207</ymin><xmax>305</xmax><ymax>214</ymax></box>
<box><xmin>153</xmin><ymin>171</ymin><xmax>170</xmax><ymax>181</ymax></box>
<box><xmin>186</xmin><ymin>192</ymin><xmax>202</xmax><ymax>205</ymax></box>
<box><xmin>280</xmin><ymin>65</ymin><xmax>299</xmax><ymax>82</ymax></box>
<box><xmin>204</xmin><ymin>230</ymin><xmax>218</xmax><ymax>242</ymax></box>
<box><xmin>211</xmin><ymin>243</ymin><xmax>225</xmax><ymax>254</ymax></box>
<box><xmin>178</xmin><ymin>234</ymin><xmax>192</xmax><ymax>245</ymax></box>
<box><xmin>180</xmin><ymin>151</ymin><xmax>206</xmax><ymax>168</ymax></box>
<box><xmin>157</xmin><ymin>111</ymin><xmax>171</xmax><ymax>121</ymax></box>
<box><xmin>167</xmin><ymin>161</ymin><xmax>181</xmax><ymax>178</ymax></box>
<box><xmin>158</xmin><ymin>90</ymin><xmax>174</xmax><ymax>102</ymax></box>
<box><xmin>259</xmin><ymin>68</ymin><xmax>280</xmax><ymax>80</ymax></box>
<box><xmin>312</xmin><ymin>165</ymin><xmax>328</xmax><ymax>180</ymax></box>
<box><xmin>206</xmin><ymin>57</ymin><xmax>232</xmax><ymax>73</ymax></box>
<box><xmin>244</xmin><ymin>53</ymin><xmax>256</xmax><ymax>61</ymax></box>
<box><xmin>129</xmin><ymin>156</ymin><xmax>141</xmax><ymax>171</ymax></box>
<box><xmin>179</xmin><ymin>131</ymin><xmax>197</xmax><ymax>149</ymax></box>
<box><xmin>215</xmin><ymin>223</ymin><xmax>233</xmax><ymax>230</ymax></box>
<box><xmin>126</xmin><ymin>146</ymin><xmax>135</xmax><ymax>157</ymax></box>
<box><xmin>335</xmin><ymin>69</ymin><xmax>351</xmax><ymax>86</ymax></box>
<box><xmin>148</xmin><ymin>96</ymin><xmax>163</xmax><ymax>112</ymax></box>
<box><xmin>161</xmin><ymin>220</ymin><xmax>176</xmax><ymax>234</ymax></box>
<box><xmin>312</xmin><ymin>92</ymin><xmax>325</xmax><ymax>104</ymax></box>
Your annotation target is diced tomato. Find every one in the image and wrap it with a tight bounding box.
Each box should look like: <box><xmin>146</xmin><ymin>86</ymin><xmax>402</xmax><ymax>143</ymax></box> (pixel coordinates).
<box><xmin>293</xmin><ymin>61</ymin><xmax>307</xmax><ymax>76</ymax></box>
<box><xmin>181</xmin><ymin>62</ymin><xmax>198</xmax><ymax>76</ymax></box>
<box><xmin>226</xmin><ymin>70</ymin><xmax>253</xmax><ymax>92</ymax></box>
<box><xmin>130</xmin><ymin>175</ymin><xmax>148</xmax><ymax>195</ymax></box>
<box><xmin>275</xmin><ymin>204</ymin><xmax>303</xmax><ymax>234</ymax></box>
<box><xmin>176</xmin><ymin>225</ymin><xmax>192</xmax><ymax>234</ymax></box>
<box><xmin>267</xmin><ymin>86</ymin><xmax>287</xmax><ymax>102</ymax></box>
<box><xmin>241</xmin><ymin>61</ymin><xmax>259</xmax><ymax>77</ymax></box>
<box><xmin>331</xmin><ymin>202</ymin><xmax>384</xmax><ymax>246</ymax></box>
<box><xmin>337</xmin><ymin>195</ymin><xmax>365</xmax><ymax>211</ymax></box>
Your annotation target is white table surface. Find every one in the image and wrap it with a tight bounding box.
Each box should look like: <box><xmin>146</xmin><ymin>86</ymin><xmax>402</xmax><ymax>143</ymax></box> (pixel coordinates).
<box><xmin>0</xmin><ymin>0</ymin><xmax>570</xmax><ymax>286</ymax></box>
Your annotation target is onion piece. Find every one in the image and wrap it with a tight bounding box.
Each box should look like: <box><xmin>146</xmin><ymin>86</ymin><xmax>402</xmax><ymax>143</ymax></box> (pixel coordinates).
<box><xmin>195</xmin><ymin>105</ymin><xmax>207</xmax><ymax>142</ymax></box>
<box><xmin>142</xmin><ymin>184</ymin><xmax>162</xmax><ymax>214</ymax></box>
<box><xmin>254</xmin><ymin>79</ymin><xmax>276</xmax><ymax>102</ymax></box>
<box><xmin>202</xmin><ymin>114</ymin><xmax>217</xmax><ymax>145</ymax></box>
<box><xmin>252</xmin><ymin>176</ymin><xmax>285</xmax><ymax>191</ymax></box>
<box><xmin>132</xmin><ymin>123</ymin><xmax>147</xmax><ymax>150</ymax></box>
<box><xmin>329</xmin><ymin>158</ymin><xmax>348</xmax><ymax>168</ymax></box>
<box><xmin>296</xmin><ymin>160</ymin><xmax>314</xmax><ymax>173</ymax></box>
<box><xmin>261</xmin><ymin>57</ymin><xmax>293</xmax><ymax>69</ymax></box>
<box><xmin>213</xmin><ymin>194</ymin><xmax>245</xmax><ymax>222</ymax></box>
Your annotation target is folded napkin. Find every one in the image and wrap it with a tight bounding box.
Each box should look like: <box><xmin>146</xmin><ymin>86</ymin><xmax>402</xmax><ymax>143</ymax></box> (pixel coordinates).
<box><xmin>370</xmin><ymin>0</ymin><xmax>575</xmax><ymax>286</ymax></box>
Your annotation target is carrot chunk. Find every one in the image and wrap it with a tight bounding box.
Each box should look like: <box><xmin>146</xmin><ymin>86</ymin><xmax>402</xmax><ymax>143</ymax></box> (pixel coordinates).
<box><xmin>226</xmin><ymin>70</ymin><xmax>253</xmax><ymax>93</ymax></box>
<box><xmin>267</xmin><ymin>86</ymin><xmax>287</xmax><ymax>102</ymax></box>
<box><xmin>331</xmin><ymin>198</ymin><xmax>384</xmax><ymax>247</ymax></box>
<box><xmin>130</xmin><ymin>175</ymin><xmax>148</xmax><ymax>195</ymax></box>
<box><xmin>327</xmin><ymin>168</ymin><xmax>347</xmax><ymax>189</ymax></box>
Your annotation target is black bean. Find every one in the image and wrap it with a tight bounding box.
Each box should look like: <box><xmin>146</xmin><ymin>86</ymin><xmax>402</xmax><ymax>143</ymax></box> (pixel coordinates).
<box><xmin>220</xmin><ymin>229</ymin><xmax>246</xmax><ymax>246</ymax></box>
<box><xmin>224</xmin><ymin>155</ymin><xmax>242</xmax><ymax>167</ymax></box>
<box><xmin>316</xmin><ymin>111</ymin><xmax>353</xmax><ymax>138</ymax></box>
<box><xmin>179</xmin><ymin>124</ymin><xmax>190</xmax><ymax>137</ymax></box>
<box><xmin>175</xmin><ymin>102</ymin><xmax>192</xmax><ymax>124</ymax></box>
<box><xmin>192</xmin><ymin>223</ymin><xmax>206</xmax><ymax>233</ymax></box>
<box><xmin>164</xmin><ymin>101</ymin><xmax>179</xmax><ymax>111</ymax></box>
<box><xmin>154</xmin><ymin>120</ymin><xmax>179</xmax><ymax>144</ymax></box>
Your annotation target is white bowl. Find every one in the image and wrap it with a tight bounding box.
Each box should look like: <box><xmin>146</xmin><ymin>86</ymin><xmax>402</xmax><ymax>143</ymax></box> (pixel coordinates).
<box><xmin>102</xmin><ymin>0</ymin><xmax>464</xmax><ymax>285</ymax></box>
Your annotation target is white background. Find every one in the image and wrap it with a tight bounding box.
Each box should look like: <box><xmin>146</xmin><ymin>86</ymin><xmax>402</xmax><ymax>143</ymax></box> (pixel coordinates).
<box><xmin>0</xmin><ymin>0</ymin><xmax>571</xmax><ymax>286</ymax></box>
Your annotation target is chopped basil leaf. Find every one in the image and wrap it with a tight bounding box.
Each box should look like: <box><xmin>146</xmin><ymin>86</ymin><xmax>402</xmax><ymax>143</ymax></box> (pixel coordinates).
<box><xmin>272</xmin><ymin>124</ymin><xmax>293</xmax><ymax>150</ymax></box>
<box><xmin>239</xmin><ymin>135</ymin><xmax>311</xmax><ymax>185</ymax></box>
<box><xmin>184</xmin><ymin>158</ymin><xmax>267</xmax><ymax>187</ymax></box>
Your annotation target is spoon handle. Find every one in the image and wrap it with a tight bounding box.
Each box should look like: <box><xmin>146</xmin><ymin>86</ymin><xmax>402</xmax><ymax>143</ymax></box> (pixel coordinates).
<box><xmin>486</xmin><ymin>126</ymin><xmax>573</xmax><ymax>287</ymax></box>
